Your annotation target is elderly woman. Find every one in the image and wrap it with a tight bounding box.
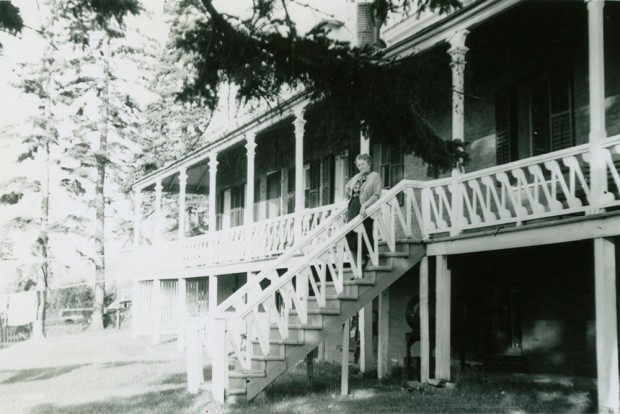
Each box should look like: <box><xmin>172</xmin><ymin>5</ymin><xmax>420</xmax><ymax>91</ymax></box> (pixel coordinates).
<box><xmin>345</xmin><ymin>153</ymin><xmax>383</xmax><ymax>268</ymax></box>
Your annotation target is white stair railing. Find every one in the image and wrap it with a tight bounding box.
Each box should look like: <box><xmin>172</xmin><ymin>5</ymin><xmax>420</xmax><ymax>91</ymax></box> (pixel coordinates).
<box><xmin>210</xmin><ymin>181</ymin><xmax>426</xmax><ymax>402</ymax></box>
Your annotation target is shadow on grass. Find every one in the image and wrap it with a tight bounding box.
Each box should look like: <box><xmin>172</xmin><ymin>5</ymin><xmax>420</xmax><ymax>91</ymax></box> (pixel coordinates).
<box><xmin>30</xmin><ymin>388</ymin><xmax>201</xmax><ymax>414</ymax></box>
<box><xmin>0</xmin><ymin>365</ymin><xmax>89</xmax><ymax>384</ymax></box>
<box><xmin>228</xmin><ymin>363</ymin><xmax>598</xmax><ymax>414</ymax></box>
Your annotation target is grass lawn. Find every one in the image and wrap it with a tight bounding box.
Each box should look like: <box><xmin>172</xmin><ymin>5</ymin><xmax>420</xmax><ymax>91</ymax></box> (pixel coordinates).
<box><xmin>0</xmin><ymin>330</ymin><xmax>597</xmax><ymax>413</ymax></box>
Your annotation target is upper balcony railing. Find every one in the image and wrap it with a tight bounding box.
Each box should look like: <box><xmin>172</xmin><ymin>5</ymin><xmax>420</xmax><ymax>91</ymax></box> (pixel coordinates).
<box><xmin>117</xmin><ymin>134</ymin><xmax>620</xmax><ymax>281</ymax></box>
<box><xmin>423</xmin><ymin>135</ymin><xmax>620</xmax><ymax>237</ymax></box>
<box><xmin>128</xmin><ymin>202</ymin><xmax>347</xmax><ymax>278</ymax></box>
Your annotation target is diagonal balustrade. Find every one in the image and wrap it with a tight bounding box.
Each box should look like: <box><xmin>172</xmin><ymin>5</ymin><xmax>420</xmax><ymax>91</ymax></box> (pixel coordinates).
<box><xmin>130</xmin><ymin>203</ymin><xmax>346</xmax><ymax>278</ymax></box>
<box><xmin>422</xmin><ymin>135</ymin><xmax>620</xmax><ymax>236</ymax></box>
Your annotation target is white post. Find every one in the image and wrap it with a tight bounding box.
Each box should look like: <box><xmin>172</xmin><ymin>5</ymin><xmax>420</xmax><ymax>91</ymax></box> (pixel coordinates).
<box><xmin>133</xmin><ymin>189</ymin><xmax>142</xmax><ymax>246</ymax></box>
<box><xmin>151</xmin><ymin>279</ymin><xmax>162</xmax><ymax>344</ymax></box>
<box><xmin>448</xmin><ymin>30</ymin><xmax>469</xmax><ymax>237</ymax></box>
<box><xmin>378</xmin><ymin>288</ymin><xmax>390</xmax><ymax>379</ymax></box>
<box><xmin>334</xmin><ymin>153</ymin><xmax>347</xmax><ymax>202</ymax></box>
<box><xmin>154</xmin><ymin>179</ymin><xmax>163</xmax><ymax>242</ymax></box>
<box><xmin>587</xmin><ymin>0</ymin><xmax>608</xmax><ymax>213</ymax></box>
<box><xmin>245</xmin><ymin>132</ymin><xmax>257</xmax><ymax>225</ymax></box>
<box><xmin>435</xmin><ymin>255</ymin><xmax>451</xmax><ymax>380</ymax></box>
<box><xmin>294</xmin><ymin>107</ymin><xmax>306</xmax><ymax>241</ymax></box>
<box><xmin>177</xmin><ymin>277</ymin><xmax>187</xmax><ymax>351</ymax></box>
<box><xmin>178</xmin><ymin>167</ymin><xmax>188</xmax><ymax>240</ymax></box>
<box><xmin>209</xmin><ymin>275</ymin><xmax>218</xmax><ymax>311</ymax></box>
<box><xmin>341</xmin><ymin>318</ymin><xmax>350</xmax><ymax>395</ymax></box>
<box><xmin>208</xmin><ymin>153</ymin><xmax>218</xmax><ymax>231</ymax></box>
<box><xmin>211</xmin><ymin>316</ymin><xmax>227</xmax><ymax>403</ymax></box>
<box><xmin>419</xmin><ymin>256</ymin><xmax>430</xmax><ymax>383</ymax></box>
<box><xmin>594</xmin><ymin>237</ymin><xmax>619</xmax><ymax>414</ymax></box>
<box><xmin>186</xmin><ymin>317</ymin><xmax>204</xmax><ymax>394</ymax></box>
<box><xmin>359</xmin><ymin>304</ymin><xmax>374</xmax><ymax>373</ymax></box>
<box><xmin>360</xmin><ymin>122</ymin><xmax>370</xmax><ymax>154</ymax></box>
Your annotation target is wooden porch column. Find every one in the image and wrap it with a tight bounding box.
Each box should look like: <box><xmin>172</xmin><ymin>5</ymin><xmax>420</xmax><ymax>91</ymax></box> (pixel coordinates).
<box><xmin>151</xmin><ymin>279</ymin><xmax>162</xmax><ymax>344</ymax></box>
<box><xmin>359</xmin><ymin>304</ymin><xmax>374</xmax><ymax>373</ymax></box>
<box><xmin>341</xmin><ymin>318</ymin><xmax>350</xmax><ymax>395</ymax></box>
<box><xmin>293</xmin><ymin>107</ymin><xmax>306</xmax><ymax>241</ymax></box>
<box><xmin>208</xmin><ymin>153</ymin><xmax>218</xmax><ymax>232</ymax></box>
<box><xmin>154</xmin><ymin>179</ymin><xmax>163</xmax><ymax>242</ymax></box>
<box><xmin>419</xmin><ymin>256</ymin><xmax>430</xmax><ymax>383</ymax></box>
<box><xmin>360</xmin><ymin>122</ymin><xmax>370</xmax><ymax>154</ymax></box>
<box><xmin>587</xmin><ymin>0</ymin><xmax>608</xmax><ymax>212</ymax></box>
<box><xmin>178</xmin><ymin>167</ymin><xmax>187</xmax><ymax>240</ymax></box>
<box><xmin>378</xmin><ymin>288</ymin><xmax>391</xmax><ymax>378</ymax></box>
<box><xmin>177</xmin><ymin>277</ymin><xmax>187</xmax><ymax>351</ymax></box>
<box><xmin>245</xmin><ymin>132</ymin><xmax>257</xmax><ymax>225</ymax></box>
<box><xmin>448</xmin><ymin>30</ymin><xmax>469</xmax><ymax>237</ymax></box>
<box><xmin>435</xmin><ymin>255</ymin><xmax>451</xmax><ymax>380</ymax></box>
<box><xmin>594</xmin><ymin>237</ymin><xmax>619</xmax><ymax>413</ymax></box>
<box><xmin>448</xmin><ymin>30</ymin><xmax>469</xmax><ymax>145</ymax></box>
<box><xmin>133</xmin><ymin>189</ymin><xmax>142</xmax><ymax>246</ymax></box>
<box><xmin>209</xmin><ymin>275</ymin><xmax>218</xmax><ymax>311</ymax></box>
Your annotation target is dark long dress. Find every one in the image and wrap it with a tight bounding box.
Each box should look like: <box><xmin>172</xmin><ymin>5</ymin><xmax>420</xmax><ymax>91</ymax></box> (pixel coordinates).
<box><xmin>346</xmin><ymin>175</ymin><xmax>374</xmax><ymax>263</ymax></box>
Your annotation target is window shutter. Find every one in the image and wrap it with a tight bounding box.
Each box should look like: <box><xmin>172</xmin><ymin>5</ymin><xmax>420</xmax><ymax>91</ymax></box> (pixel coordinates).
<box><xmin>495</xmin><ymin>89</ymin><xmax>512</xmax><ymax>165</ymax></box>
<box><xmin>321</xmin><ymin>155</ymin><xmax>335</xmax><ymax>206</ymax></box>
<box><xmin>549</xmin><ymin>70</ymin><xmax>573</xmax><ymax>151</ymax></box>
<box><xmin>287</xmin><ymin>167</ymin><xmax>295</xmax><ymax>214</ymax></box>
<box><xmin>305</xmin><ymin>160</ymin><xmax>320</xmax><ymax>209</ymax></box>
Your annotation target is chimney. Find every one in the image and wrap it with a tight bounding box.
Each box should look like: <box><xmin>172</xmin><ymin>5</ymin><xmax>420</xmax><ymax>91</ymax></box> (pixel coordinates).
<box><xmin>356</xmin><ymin>0</ymin><xmax>384</xmax><ymax>49</ymax></box>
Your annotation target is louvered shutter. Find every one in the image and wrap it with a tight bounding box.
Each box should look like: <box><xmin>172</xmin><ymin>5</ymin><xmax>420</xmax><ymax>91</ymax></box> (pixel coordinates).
<box><xmin>287</xmin><ymin>167</ymin><xmax>295</xmax><ymax>213</ymax></box>
<box><xmin>305</xmin><ymin>160</ymin><xmax>320</xmax><ymax>208</ymax></box>
<box><xmin>321</xmin><ymin>155</ymin><xmax>335</xmax><ymax>206</ymax></box>
<box><xmin>495</xmin><ymin>89</ymin><xmax>512</xmax><ymax>165</ymax></box>
<box><xmin>549</xmin><ymin>70</ymin><xmax>573</xmax><ymax>151</ymax></box>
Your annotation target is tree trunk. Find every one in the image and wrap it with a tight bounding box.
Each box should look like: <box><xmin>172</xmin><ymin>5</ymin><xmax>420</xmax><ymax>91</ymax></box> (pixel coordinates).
<box><xmin>32</xmin><ymin>150</ymin><xmax>50</xmax><ymax>340</ymax></box>
<box><xmin>90</xmin><ymin>37</ymin><xmax>110</xmax><ymax>331</ymax></box>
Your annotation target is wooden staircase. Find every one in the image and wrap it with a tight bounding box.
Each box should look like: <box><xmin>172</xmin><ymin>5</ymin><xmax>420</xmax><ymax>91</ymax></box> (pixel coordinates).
<box><xmin>209</xmin><ymin>181</ymin><xmax>427</xmax><ymax>404</ymax></box>
<box><xmin>225</xmin><ymin>242</ymin><xmax>426</xmax><ymax>401</ymax></box>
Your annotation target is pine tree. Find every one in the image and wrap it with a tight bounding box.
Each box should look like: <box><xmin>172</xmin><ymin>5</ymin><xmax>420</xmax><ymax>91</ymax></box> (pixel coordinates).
<box><xmin>1</xmin><ymin>0</ymin><xmax>148</xmax><ymax>333</ymax></box>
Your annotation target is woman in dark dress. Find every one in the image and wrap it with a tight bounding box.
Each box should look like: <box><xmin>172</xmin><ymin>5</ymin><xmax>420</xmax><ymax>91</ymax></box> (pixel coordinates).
<box><xmin>345</xmin><ymin>154</ymin><xmax>383</xmax><ymax>268</ymax></box>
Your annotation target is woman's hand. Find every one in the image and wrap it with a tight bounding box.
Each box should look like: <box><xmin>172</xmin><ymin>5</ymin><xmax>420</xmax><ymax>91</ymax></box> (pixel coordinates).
<box><xmin>360</xmin><ymin>204</ymin><xmax>367</xmax><ymax>218</ymax></box>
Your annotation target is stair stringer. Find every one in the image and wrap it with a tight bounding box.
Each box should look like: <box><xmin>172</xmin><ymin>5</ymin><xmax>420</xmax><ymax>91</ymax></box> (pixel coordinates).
<box><xmin>242</xmin><ymin>243</ymin><xmax>426</xmax><ymax>401</ymax></box>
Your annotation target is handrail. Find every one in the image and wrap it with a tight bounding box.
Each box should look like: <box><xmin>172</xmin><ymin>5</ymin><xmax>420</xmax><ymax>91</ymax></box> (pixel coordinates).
<box><xmin>213</xmin><ymin>202</ymin><xmax>348</xmax><ymax>313</ymax></box>
<box><xmin>213</xmin><ymin>179</ymin><xmax>427</xmax><ymax>321</ymax></box>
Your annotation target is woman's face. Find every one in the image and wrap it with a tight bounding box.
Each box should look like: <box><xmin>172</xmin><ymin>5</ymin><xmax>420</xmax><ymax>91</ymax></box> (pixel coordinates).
<box><xmin>356</xmin><ymin>159</ymin><xmax>371</xmax><ymax>174</ymax></box>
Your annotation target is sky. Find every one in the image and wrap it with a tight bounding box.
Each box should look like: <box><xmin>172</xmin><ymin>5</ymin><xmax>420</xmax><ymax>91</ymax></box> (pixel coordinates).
<box><xmin>0</xmin><ymin>0</ymin><xmax>358</xmax><ymax>282</ymax></box>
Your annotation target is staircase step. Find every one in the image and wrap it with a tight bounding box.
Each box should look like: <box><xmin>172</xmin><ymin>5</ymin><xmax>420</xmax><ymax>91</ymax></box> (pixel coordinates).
<box><xmin>291</xmin><ymin>307</ymin><xmax>340</xmax><ymax>316</ymax></box>
<box><xmin>381</xmin><ymin>251</ymin><xmax>410</xmax><ymax>258</ymax></box>
<box><xmin>252</xmin><ymin>355</ymin><xmax>285</xmax><ymax>362</ymax></box>
<box><xmin>365</xmin><ymin>264</ymin><xmax>393</xmax><ymax>272</ymax></box>
<box><xmin>226</xmin><ymin>388</ymin><xmax>246</xmax><ymax>396</ymax></box>
<box><xmin>229</xmin><ymin>370</ymin><xmax>266</xmax><ymax>379</ymax></box>
<box><xmin>272</xmin><ymin>323</ymin><xmax>323</xmax><ymax>330</ymax></box>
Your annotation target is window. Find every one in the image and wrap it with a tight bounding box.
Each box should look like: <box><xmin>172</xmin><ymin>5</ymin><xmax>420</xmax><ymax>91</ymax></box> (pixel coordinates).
<box><xmin>230</xmin><ymin>184</ymin><xmax>245</xmax><ymax>227</ymax></box>
<box><xmin>266</xmin><ymin>171</ymin><xmax>281</xmax><ymax>218</ymax></box>
<box><xmin>379</xmin><ymin>144</ymin><xmax>403</xmax><ymax>190</ymax></box>
<box><xmin>304</xmin><ymin>160</ymin><xmax>320</xmax><ymax>209</ymax></box>
<box><xmin>496</xmin><ymin>68</ymin><xmax>574</xmax><ymax>164</ymax></box>
<box><xmin>304</xmin><ymin>156</ymin><xmax>335</xmax><ymax>209</ymax></box>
